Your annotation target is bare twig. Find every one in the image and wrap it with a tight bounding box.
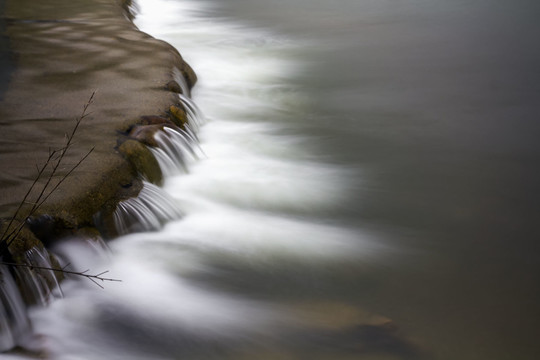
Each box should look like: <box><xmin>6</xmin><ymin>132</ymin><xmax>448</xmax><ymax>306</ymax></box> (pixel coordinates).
<box><xmin>0</xmin><ymin>151</ymin><xmax>57</xmax><ymax>244</ymax></box>
<box><xmin>26</xmin><ymin>92</ymin><xmax>96</xmax><ymax>218</ymax></box>
<box><xmin>1</xmin><ymin>91</ymin><xmax>96</xmax><ymax>248</ymax></box>
<box><xmin>0</xmin><ymin>92</ymin><xmax>117</xmax><ymax>289</ymax></box>
<box><xmin>33</xmin><ymin>146</ymin><xmax>95</xmax><ymax>216</ymax></box>
<box><xmin>0</xmin><ymin>261</ymin><xmax>121</xmax><ymax>289</ymax></box>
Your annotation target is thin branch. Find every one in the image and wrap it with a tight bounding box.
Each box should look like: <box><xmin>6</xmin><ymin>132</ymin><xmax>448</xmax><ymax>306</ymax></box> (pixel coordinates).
<box><xmin>33</xmin><ymin>147</ymin><xmax>95</xmax><ymax>215</ymax></box>
<box><xmin>0</xmin><ymin>92</ymin><xmax>119</xmax><ymax>290</ymax></box>
<box><xmin>0</xmin><ymin>261</ymin><xmax>121</xmax><ymax>289</ymax></box>
<box><xmin>3</xmin><ymin>147</ymin><xmax>95</xmax><ymax>248</ymax></box>
<box><xmin>0</xmin><ymin>151</ymin><xmax>56</xmax><ymax>243</ymax></box>
<box><xmin>27</xmin><ymin>92</ymin><xmax>96</xmax><ymax>218</ymax></box>
<box><xmin>1</xmin><ymin>91</ymin><xmax>97</xmax><ymax>249</ymax></box>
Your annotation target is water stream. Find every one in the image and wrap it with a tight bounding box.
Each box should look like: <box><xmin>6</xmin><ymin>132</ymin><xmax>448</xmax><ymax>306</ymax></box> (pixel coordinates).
<box><xmin>3</xmin><ymin>0</ymin><xmax>540</xmax><ymax>359</ymax></box>
<box><xmin>3</xmin><ymin>0</ymin><xmax>389</xmax><ymax>359</ymax></box>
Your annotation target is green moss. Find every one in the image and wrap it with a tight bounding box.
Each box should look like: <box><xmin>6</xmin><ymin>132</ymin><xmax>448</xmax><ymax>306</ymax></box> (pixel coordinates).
<box><xmin>169</xmin><ymin>105</ymin><xmax>188</xmax><ymax>127</ymax></box>
<box><xmin>119</xmin><ymin>139</ymin><xmax>163</xmax><ymax>185</ymax></box>
<box><xmin>140</xmin><ymin>115</ymin><xmax>175</xmax><ymax>127</ymax></box>
<box><xmin>1</xmin><ymin>221</ymin><xmax>42</xmax><ymax>263</ymax></box>
<box><xmin>76</xmin><ymin>226</ymin><xmax>102</xmax><ymax>240</ymax></box>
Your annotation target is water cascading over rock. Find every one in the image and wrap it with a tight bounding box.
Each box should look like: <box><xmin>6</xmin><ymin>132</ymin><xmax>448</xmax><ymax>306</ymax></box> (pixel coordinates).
<box><xmin>0</xmin><ymin>245</ymin><xmax>64</xmax><ymax>351</ymax></box>
<box><xmin>113</xmin><ymin>78</ymin><xmax>205</xmax><ymax>236</ymax></box>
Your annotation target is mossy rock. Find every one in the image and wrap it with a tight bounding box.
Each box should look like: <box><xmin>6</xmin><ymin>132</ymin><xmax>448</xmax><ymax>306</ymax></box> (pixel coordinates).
<box><xmin>93</xmin><ymin>178</ymin><xmax>144</xmax><ymax>240</ymax></box>
<box><xmin>180</xmin><ymin>62</ymin><xmax>197</xmax><ymax>89</ymax></box>
<box><xmin>0</xmin><ymin>218</ymin><xmax>65</xmax><ymax>283</ymax></box>
<box><xmin>36</xmin><ymin>155</ymin><xmax>136</xmax><ymax>232</ymax></box>
<box><xmin>128</xmin><ymin>124</ymin><xmax>164</xmax><ymax>147</ymax></box>
<box><xmin>169</xmin><ymin>105</ymin><xmax>188</xmax><ymax>127</ymax></box>
<box><xmin>119</xmin><ymin>139</ymin><xmax>162</xmax><ymax>185</ymax></box>
<box><xmin>76</xmin><ymin>226</ymin><xmax>102</xmax><ymax>240</ymax></box>
<box><xmin>140</xmin><ymin>115</ymin><xmax>176</xmax><ymax>127</ymax></box>
<box><xmin>1</xmin><ymin>220</ymin><xmax>42</xmax><ymax>263</ymax></box>
<box><xmin>166</xmin><ymin>80</ymin><xmax>183</xmax><ymax>94</ymax></box>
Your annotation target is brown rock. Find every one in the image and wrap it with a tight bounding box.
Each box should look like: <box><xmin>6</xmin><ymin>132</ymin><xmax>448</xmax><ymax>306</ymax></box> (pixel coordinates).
<box><xmin>118</xmin><ymin>139</ymin><xmax>162</xmax><ymax>185</ymax></box>
<box><xmin>286</xmin><ymin>301</ymin><xmax>392</xmax><ymax>331</ymax></box>
<box><xmin>166</xmin><ymin>80</ymin><xmax>183</xmax><ymax>94</ymax></box>
<box><xmin>139</xmin><ymin>115</ymin><xmax>176</xmax><ymax>127</ymax></box>
<box><xmin>169</xmin><ymin>105</ymin><xmax>188</xmax><ymax>127</ymax></box>
<box><xmin>128</xmin><ymin>124</ymin><xmax>165</xmax><ymax>147</ymax></box>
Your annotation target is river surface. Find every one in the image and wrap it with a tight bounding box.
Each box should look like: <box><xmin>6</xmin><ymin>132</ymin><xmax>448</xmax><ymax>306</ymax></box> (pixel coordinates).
<box><xmin>14</xmin><ymin>0</ymin><xmax>540</xmax><ymax>359</ymax></box>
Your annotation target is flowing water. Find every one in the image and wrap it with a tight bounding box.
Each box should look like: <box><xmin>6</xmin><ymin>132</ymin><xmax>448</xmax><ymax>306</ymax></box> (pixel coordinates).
<box><xmin>5</xmin><ymin>0</ymin><xmax>540</xmax><ymax>359</ymax></box>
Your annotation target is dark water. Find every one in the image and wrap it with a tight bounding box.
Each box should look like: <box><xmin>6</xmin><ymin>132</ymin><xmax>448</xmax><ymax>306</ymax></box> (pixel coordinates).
<box><xmin>203</xmin><ymin>0</ymin><xmax>540</xmax><ymax>358</ymax></box>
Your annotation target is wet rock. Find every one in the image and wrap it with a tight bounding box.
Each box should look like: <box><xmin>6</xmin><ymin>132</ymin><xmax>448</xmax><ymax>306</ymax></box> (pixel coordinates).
<box><xmin>139</xmin><ymin>115</ymin><xmax>176</xmax><ymax>127</ymax></box>
<box><xmin>1</xmin><ymin>220</ymin><xmax>42</xmax><ymax>263</ymax></box>
<box><xmin>118</xmin><ymin>139</ymin><xmax>162</xmax><ymax>185</ymax></box>
<box><xmin>25</xmin><ymin>214</ymin><xmax>56</xmax><ymax>245</ymax></box>
<box><xmin>128</xmin><ymin>124</ymin><xmax>165</xmax><ymax>147</ymax></box>
<box><xmin>75</xmin><ymin>226</ymin><xmax>102</xmax><ymax>240</ymax></box>
<box><xmin>169</xmin><ymin>105</ymin><xmax>187</xmax><ymax>127</ymax></box>
<box><xmin>180</xmin><ymin>62</ymin><xmax>197</xmax><ymax>89</ymax></box>
<box><xmin>287</xmin><ymin>301</ymin><xmax>392</xmax><ymax>331</ymax></box>
<box><xmin>93</xmin><ymin>178</ymin><xmax>144</xmax><ymax>240</ymax></box>
<box><xmin>1</xmin><ymin>218</ymin><xmax>64</xmax><ymax>285</ymax></box>
<box><xmin>283</xmin><ymin>301</ymin><xmax>423</xmax><ymax>359</ymax></box>
<box><xmin>166</xmin><ymin>80</ymin><xmax>182</xmax><ymax>94</ymax></box>
<box><xmin>120</xmin><ymin>0</ymin><xmax>136</xmax><ymax>21</ymax></box>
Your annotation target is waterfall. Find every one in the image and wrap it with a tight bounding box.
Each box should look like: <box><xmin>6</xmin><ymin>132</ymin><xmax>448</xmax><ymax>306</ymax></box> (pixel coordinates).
<box><xmin>1</xmin><ymin>37</ymin><xmax>207</xmax><ymax>352</ymax></box>
<box><xmin>114</xmin><ymin>78</ymin><xmax>205</xmax><ymax>234</ymax></box>
<box><xmin>178</xmin><ymin>94</ymin><xmax>205</xmax><ymax>131</ymax></box>
<box><xmin>113</xmin><ymin>182</ymin><xmax>184</xmax><ymax>236</ymax></box>
<box><xmin>0</xmin><ymin>245</ymin><xmax>64</xmax><ymax>352</ymax></box>
<box><xmin>151</xmin><ymin>127</ymin><xmax>204</xmax><ymax>176</ymax></box>
<box><xmin>0</xmin><ymin>265</ymin><xmax>30</xmax><ymax>351</ymax></box>
<box><xmin>23</xmin><ymin>247</ymin><xmax>63</xmax><ymax>303</ymax></box>
<box><xmin>0</xmin><ymin>0</ymin><xmax>382</xmax><ymax>358</ymax></box>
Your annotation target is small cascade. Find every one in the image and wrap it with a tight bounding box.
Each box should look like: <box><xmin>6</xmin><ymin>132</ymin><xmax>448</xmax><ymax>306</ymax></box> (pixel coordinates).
<box><xmin>172</xmin><ymin>65</ymin><xmax>206</xmax><ymax>131</ymax></box>
<box><xmin>0</xmin><ymin>245</ymin><xmax>63</xmax><ymax>351</ymax></box>
<box><xmin>113</xmin><ymin>182</ymin><xmax>183</xmax><ymax>235</ymax></box>
<box><xmin>152</xmin><ymin>64</ymin><xmax>206</xmax><ymax>177</ymax></box>
<box><xmin>0</xmin><ymin>265</ymin><xmax>30</xmax><ymax>352</ymax></box>
<box><xmin>179</xmin><ymin>93</ymin><xmax>205</xmax><ymax>131</ymax></box>
<box><xmin>172</xmin><ymin>66</ymin><xmax>191</xmax><ymax>96</ymax></box>
<box><xmin>2</xmin><ymin>14</ymin><xmax>207</xmax><ymax>355</ymax></box>
<box><xmin>25</xmin><ymin>247</ymin><xmax>63</xmax><ymax>301</ymax></box>
<box><xmin>13</xmin><ymin>247</ymin><xmax>63</xmax><ymax>307</ymax></box>
<box><xmin>151</xmin><ymin>127</ymin><xmax>204</xmax><ymax>176</ymax></box>
<box><xmin>83</xmin><ymin>235</ymin><xmax>110</xmax><ymax>256</ymax></box>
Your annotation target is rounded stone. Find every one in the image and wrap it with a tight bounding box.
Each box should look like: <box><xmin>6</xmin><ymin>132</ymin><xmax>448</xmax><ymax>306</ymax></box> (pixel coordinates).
<box><xmin>118</xmin><ymin>139</ymin><xmax>162</xmax><ymax>185</ymax></box>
